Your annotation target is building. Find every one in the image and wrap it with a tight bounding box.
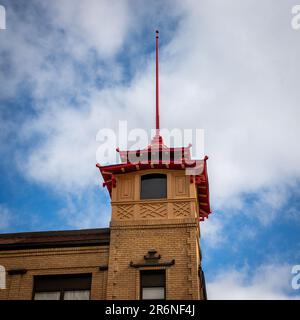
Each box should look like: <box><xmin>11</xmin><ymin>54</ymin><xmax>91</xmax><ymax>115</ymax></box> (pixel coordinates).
<box><xmin>0</xmin><ymin>31</ymin><xmax>211</xmax><ymax>300</ymax></box>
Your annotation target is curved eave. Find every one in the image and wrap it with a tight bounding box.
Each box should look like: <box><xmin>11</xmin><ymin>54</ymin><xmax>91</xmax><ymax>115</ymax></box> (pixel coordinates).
<box><xmin>195</xmin><ymin>157</ymin><xmax>211</xmax><ymax>221</ymax></box>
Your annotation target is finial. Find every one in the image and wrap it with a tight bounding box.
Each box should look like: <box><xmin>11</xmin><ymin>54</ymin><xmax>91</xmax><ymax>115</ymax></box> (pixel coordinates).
<box><xmin>155</xmin><ymin>30</ymin><xmax>160</xmax><ymax>136</ymax></box>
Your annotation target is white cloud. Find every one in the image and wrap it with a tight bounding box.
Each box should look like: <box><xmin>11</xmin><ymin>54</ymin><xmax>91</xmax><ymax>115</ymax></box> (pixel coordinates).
<box><xmin>162</xmin><ymin>0</ymin><xmax>300</xmax><ymax>208</ymax></box>
<box><xmin>58</xmin><ymin>189</ymin><xmax>110</xmax><ymax>229</ymax></box>
<box><xmin>247</xmin><ymin>186</ymin><xmax>290</xmax><ymax>225</ymax></box>
<box><xmin>0</xmin><ymin>0</ymin><xmax>130</xmax><ymax>100</ymax></box>
<box><xmin>47</xmin><ymin>0</ymin><xmax>131</xmax><ymax>57</ymax></box>
<box><xmin>207</xmin><ymin>264</ymin><xmax>300</xmax><ymax>300</ymax></box>
<box><xmin>1</xmin><ymin>0</ymin><xmax>300</xmax><ymax>228</ymax></box>
<box><xmin>201</xmin><ymin>214</ymin><xmax>225</xmax><ymax>247</ymax></box>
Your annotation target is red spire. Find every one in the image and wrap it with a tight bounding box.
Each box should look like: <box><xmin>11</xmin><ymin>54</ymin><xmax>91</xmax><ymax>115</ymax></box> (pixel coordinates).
<box><xmin>155</xmin><ymin>30</ymin><xmax>160</xmax><ymax>136</ymax></box>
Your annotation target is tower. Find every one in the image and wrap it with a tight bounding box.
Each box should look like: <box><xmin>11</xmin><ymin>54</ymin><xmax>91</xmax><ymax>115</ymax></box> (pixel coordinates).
<box><xmin>96</xmin><ymin>31</ymin><xmax>211</xmax><ymax>300</ymax></box>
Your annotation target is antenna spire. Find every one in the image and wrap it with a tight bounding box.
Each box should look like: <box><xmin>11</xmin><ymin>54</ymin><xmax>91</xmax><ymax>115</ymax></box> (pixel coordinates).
<box><xmin>155</xmin><ymin>30</ymin><xmax>160</xmax><ymax>136</ymax></box>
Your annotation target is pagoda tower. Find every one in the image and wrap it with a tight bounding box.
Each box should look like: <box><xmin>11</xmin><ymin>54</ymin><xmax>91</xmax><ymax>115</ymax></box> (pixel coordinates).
<box><xmin>97</xmin><ymin>31</ymin><xmax>211</xmax><ymax>300</ymax></box>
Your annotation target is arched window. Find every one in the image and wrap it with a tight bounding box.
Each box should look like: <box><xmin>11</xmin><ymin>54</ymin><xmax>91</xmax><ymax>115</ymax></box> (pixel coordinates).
<box><xmin>140</xmin><ymin>174</ymin><xmax>167</xmax><ymax>199</ymax></box>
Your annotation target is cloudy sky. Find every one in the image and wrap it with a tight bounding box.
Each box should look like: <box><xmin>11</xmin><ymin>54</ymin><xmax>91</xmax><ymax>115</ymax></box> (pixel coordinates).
<box><xmin>1</xmin><ymin>0</ymin><xmax>300</xmax><ymax>299</ymax></box>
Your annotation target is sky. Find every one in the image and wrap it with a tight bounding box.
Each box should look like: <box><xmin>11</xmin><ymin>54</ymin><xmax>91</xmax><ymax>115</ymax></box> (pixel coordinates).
<box><xmin>0</xmin><ymin>0</ymin><xmax>300</xmax><ymax>299</ymax></box>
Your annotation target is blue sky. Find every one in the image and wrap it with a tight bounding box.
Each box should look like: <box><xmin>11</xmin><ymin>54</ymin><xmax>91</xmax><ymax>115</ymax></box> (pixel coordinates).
<box><xmin>0</xmin><ymin>0</ymin><xmax>300</xmax><ymax>299</ymax></box>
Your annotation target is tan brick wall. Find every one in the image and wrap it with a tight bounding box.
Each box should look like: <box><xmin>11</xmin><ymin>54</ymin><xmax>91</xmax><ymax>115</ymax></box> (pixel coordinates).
<box><xmin>106</xmin><ymin>219</ymin><xmax>201</xmax><ymax>300</ymax></box>
<box><xmin>106</xmin><ymin>168</ymin><xmax>203</xmax><ymax>300</ymax></box>
<box><xmin>0</xmin><ymin>246</ymin><xmax>109</xmax><ymax>300</ymax></box>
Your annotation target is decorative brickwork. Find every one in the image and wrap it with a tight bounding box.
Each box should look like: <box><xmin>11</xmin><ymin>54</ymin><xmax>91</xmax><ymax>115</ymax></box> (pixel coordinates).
<box><xmin>173</xmin><ymin>201</ymin><xmax>191</xmax><ymax>217</ymax></box>
<box><xmin>116</xmin><ymin>204</ymin><xmax>134</xmax><ymax>220</ymax></box>
<box><xmin>139</xmin><ymin>202</ymin><xmax>168</xmax><ymax>219</ymax></box>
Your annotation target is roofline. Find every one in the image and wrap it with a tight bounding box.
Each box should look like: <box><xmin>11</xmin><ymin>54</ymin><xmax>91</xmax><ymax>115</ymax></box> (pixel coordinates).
<box><xmin>0</xmin><ymin>228</ymin><xmax>109</xmax><ymax>238</ymax></box>
<box><xmin>0</xmin><ymin>228</ymin><xmax>110</xmax><ymax>251</ymax></box>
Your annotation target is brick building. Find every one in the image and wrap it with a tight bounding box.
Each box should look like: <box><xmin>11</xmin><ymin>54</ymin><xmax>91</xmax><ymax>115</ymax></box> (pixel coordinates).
<box><xmin>0</xmin><ymin>31</ymin><xmax>211</xmax><ymax>300</ymax></box>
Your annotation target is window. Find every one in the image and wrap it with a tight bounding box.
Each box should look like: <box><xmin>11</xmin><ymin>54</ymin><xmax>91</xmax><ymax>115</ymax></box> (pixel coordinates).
<box><xmin>140</xmin><ymin>270</ymin><xmax>165</xmax><ymax>300</ymax></box>
<box><xmin>33</xmin><ymin>274</ymin><xmax>92</xmax><ymax>300</ymax></box>
<box><xmin>140</xmin><ymin>174</ymin><xmax>167</xmax><ymax>199</ymax></box>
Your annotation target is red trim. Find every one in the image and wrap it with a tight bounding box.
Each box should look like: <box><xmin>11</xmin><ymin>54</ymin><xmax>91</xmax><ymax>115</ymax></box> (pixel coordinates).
<box><xmin>156</xmin><ymin>30</ymin><xmax>160</xmax><ymax>135</ymax></box>
<box><xmin>196</xmin><ymin>157</ymin><xmax>211</xmax><ymax>220</ymax></box>
<box><xmin>97</xmin><ymin>160</ymin><xmax>196</xmax><ymax>172</ymax></box>
<box><xmin>118</xmin><ymin>144</ymin><xmax>193</xmax><ymax>164</ymax></box>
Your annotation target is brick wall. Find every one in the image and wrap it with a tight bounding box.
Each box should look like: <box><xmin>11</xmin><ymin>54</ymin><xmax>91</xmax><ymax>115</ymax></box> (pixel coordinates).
<box><xmin>0</xmin><ymin>246</ymin><xmax>109</xmax><ymax>300</ymax></box>
<box><xmin>106</xmin><ymin>219</ymin><xmax>201</xmax><ymax>300</ymax></box>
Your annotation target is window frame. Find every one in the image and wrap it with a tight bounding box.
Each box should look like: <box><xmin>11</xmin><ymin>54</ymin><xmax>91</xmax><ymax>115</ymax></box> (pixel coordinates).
<box><xmin>32</xmin><ymin>273</ymin><xmax>92</xmax><ymax>301</ymax></box>
<box><xmin>140</xmin><ymin>269</ymin><xmax>166</xmax><ymax>300</ymax></box>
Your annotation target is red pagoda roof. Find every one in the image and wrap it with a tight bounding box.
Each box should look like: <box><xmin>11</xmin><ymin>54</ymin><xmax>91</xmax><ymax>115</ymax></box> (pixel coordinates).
<box><xmin>96</xmin><ymin>135</ymin><xmax>211</xmax><ymax>221</ymax></box>
<box><xmin>96</xmin><ymin>31</ymin><xmax>211</xmax><ymax>221</ymax></box>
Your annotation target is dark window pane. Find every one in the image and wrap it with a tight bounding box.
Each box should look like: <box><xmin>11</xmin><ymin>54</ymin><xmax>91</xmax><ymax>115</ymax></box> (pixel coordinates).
<box><xmin>141</xmin><ymin>270</ymin><xmax>166</xmax><ymax>300</ymax></box>
<box><xmin>141</xmin><ymin>270</ymin><xmax>165</xmax><ymax>287</ymax></box>
<box><xmin>141</xmin><ymin>174</ymin><xmax>167</xmax><ymax>199</ymax></box>
<box><xmin>34</xmin><ymin>274</ymin><xmax>92</xmax><ymax>292</ymax></box>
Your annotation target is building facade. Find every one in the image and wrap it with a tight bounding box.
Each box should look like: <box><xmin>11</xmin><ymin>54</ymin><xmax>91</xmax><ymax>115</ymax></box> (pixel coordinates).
<box><xmin>0</xmin><ymin>141</ymin><xmax>210</xmax><ymax>300</ymax></box>
<box><xmin>0</xmin><ymin>31</ymin><xmax>211</xmax><ymax>300</ymax></box>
